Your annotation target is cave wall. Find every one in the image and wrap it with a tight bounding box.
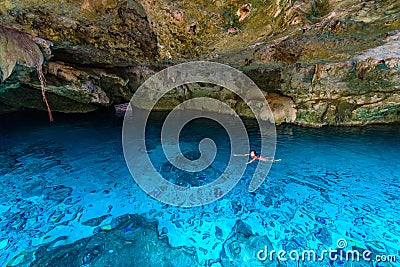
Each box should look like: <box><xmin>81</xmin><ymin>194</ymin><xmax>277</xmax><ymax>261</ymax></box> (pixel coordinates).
<box><xmin>0</xmin><ymin>0</ymin><xmax>399</xmax><ymax>126</ymax></box>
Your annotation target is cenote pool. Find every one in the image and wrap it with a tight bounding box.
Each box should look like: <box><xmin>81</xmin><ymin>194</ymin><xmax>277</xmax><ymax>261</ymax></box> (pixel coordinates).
<box><xmin>0</xmin><ymin>110</ymin><xmax>399</xmax><ymax>266</ymax></box>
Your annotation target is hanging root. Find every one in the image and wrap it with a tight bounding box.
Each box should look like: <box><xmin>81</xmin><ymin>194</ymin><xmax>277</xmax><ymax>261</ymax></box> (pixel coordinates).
<box><xmin>15</xmin><ymin>29</ymin><xmax>54</xmax><ymax>122</ymax></box>
<box><xmin>37</xmin><ymin>65</ymin><xmax>53</xmax><ymax>122</ymax></box>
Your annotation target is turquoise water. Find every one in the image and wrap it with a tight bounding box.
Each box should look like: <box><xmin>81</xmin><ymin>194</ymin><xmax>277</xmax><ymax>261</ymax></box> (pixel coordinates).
<box><xmin>0</xmin><ymin>110</ymin><xmax>399</xmax><ymax>266</ymax></box>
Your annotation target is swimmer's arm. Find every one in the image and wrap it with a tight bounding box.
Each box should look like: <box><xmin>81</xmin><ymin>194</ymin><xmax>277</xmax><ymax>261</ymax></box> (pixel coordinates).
<box><xmin>259</xmin><ymin>156</ymin><xmax>281</xmax><ymax>162</ymax></box>
<box><xmin>246</xmin><ymin>158</ymin><xmax>257</xmax><ymax>164</ymax></box>
<box><xmin>270</xmin><ymin>159</ymin><xmax>281</xmax><ymax>162</ymax></box>
<box><xmin>234</xmin><ymin>153</ymin><xmax>250</xmax><ymax>156</ymax></box>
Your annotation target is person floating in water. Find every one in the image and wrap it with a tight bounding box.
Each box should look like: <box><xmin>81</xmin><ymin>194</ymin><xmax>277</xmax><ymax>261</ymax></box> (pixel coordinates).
<box><xmin>234</xmin><ymin>150</ymin><xmax>281</xmax><ymax>164</ymax></box>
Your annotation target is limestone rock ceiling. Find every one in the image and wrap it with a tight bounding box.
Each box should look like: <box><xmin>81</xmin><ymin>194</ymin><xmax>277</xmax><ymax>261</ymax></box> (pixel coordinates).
<box><xmin>0</xmin><ymin>0</ymin><xmax>399</xmax><ymax>126</ymax></box>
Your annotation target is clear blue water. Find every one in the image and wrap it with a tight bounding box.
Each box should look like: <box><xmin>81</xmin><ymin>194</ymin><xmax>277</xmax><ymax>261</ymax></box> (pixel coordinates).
<box><xmin>0</xmin><ymin>110</ymin><xmax>399</xmax><ymax>266</ymax></box>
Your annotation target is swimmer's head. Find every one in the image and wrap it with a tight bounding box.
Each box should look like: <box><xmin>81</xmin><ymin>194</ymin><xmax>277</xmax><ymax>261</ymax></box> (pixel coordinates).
<box><xmin>250</xmin><ymin>150</ymin><xmax>257</xmax><ymax>157</ymax></box>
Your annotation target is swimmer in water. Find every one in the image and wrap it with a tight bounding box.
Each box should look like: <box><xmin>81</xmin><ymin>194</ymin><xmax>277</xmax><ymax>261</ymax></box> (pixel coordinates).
<box><xmin>234</xmin><ymin>150</ymin><xmax>281</xmax><ymax>164</ymax></box>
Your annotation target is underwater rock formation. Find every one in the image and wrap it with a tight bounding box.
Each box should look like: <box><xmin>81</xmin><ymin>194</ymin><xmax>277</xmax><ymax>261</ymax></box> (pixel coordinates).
<box><xmin>30</xmin><ymin>214</ymin><xmax>199</xmax><ymax>266</ymax></box>
<box><xmin>220</xmin><ymin>220</ymin><xmax>278</xmax><ymax>266</ymax></box>
<box><xmin>28</xmin><ymin>215</ymin><xmax>281</xmax><ymax>266</ymax></box>
<box><xmin>0</xmin><ymin>0</ymin><xmax>399</xmax><ymax>126</ymax></box>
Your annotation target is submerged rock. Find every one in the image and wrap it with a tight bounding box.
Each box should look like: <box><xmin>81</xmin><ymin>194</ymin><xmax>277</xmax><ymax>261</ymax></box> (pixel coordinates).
<box><xmin>160</xmin><ymin>159</ymin><xmax>223</xmax><ymax>187</ymax></box>
<box><xmin>220</xmin><ymin>220</ymin><xmax>278</xmax><ymax>266</ymax></box>
<box><xmin>30</xmin><ymin>214</ymin><xmax>199</xmax><ymax>266</ymax></box>
<box><xmin>82</xmin><ymin>214</ymin><xmax>111</xmax><ymax>227</ymax></box>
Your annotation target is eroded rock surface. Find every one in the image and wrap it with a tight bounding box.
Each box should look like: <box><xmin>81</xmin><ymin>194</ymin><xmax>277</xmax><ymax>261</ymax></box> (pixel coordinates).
<box><xmin>0</xmin><ymin>0</ymin><xmax>399</xmax><ymax>126</ymax></box>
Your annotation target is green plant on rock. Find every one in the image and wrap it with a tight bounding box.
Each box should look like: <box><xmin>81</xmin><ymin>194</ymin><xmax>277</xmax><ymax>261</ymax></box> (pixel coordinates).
<box><xmin>0</xmin><ymin>26</ymin><xmax>53</xmax><ymax>121</ymax></box>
